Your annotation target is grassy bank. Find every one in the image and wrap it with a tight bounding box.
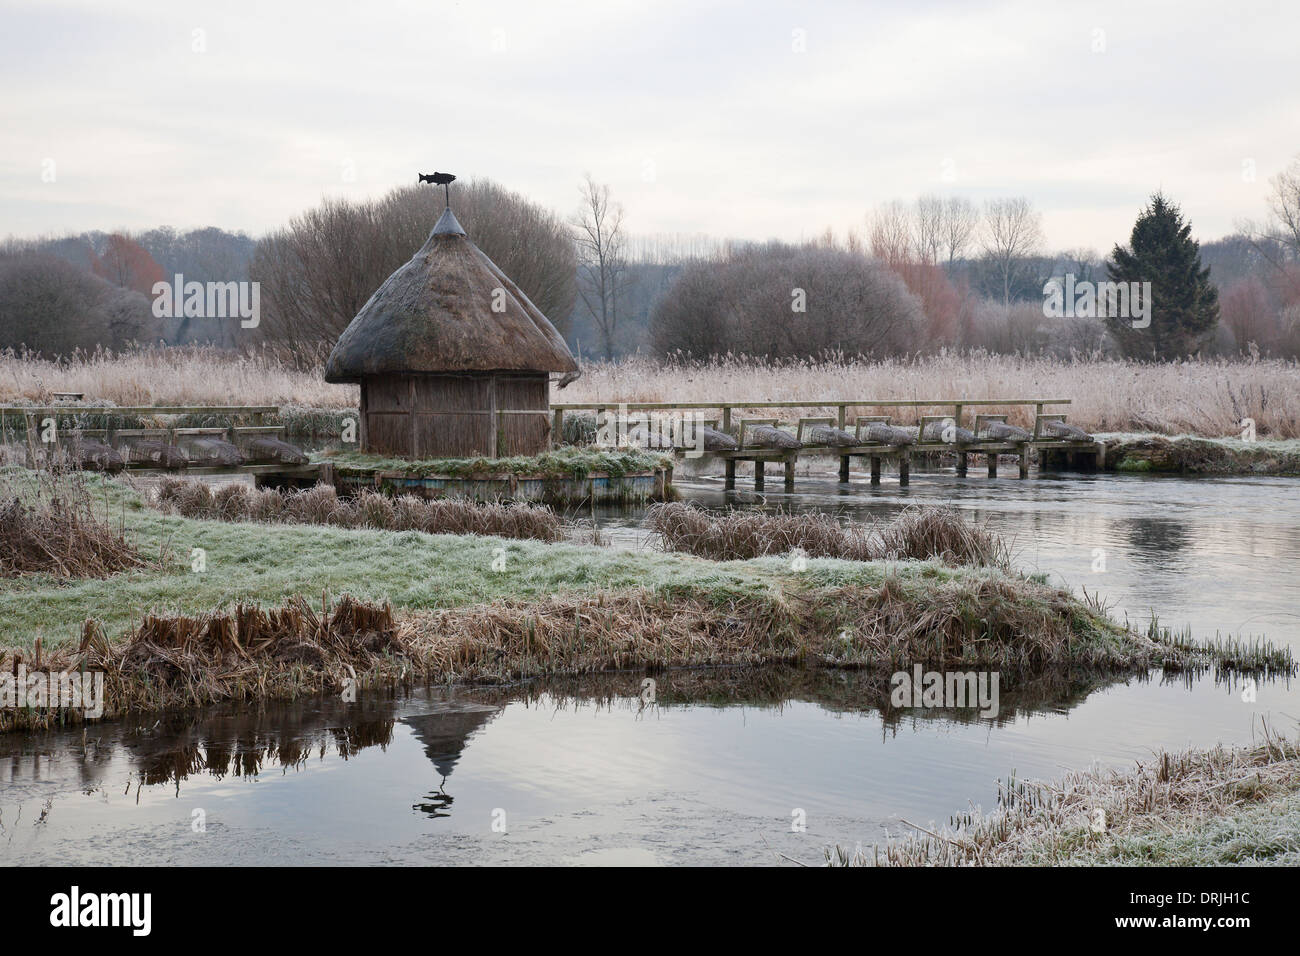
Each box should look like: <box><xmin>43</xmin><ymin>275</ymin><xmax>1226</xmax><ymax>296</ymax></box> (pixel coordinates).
<box><xmin>834</xmin><ymin>725</ymin><xmax>1300</xmax><ymax>866</ymax></box>
<box><xmin>318</xmin><ymin>445</ymin><xmax>672</xmax><ymax>480</ymax></box>
<box><xmin>0</xmin><ymin>470</ymin><xmax>1291</xmax><ymax>730</ymax></box>
<box><xmin>1100</xmin><ymin>434</ymin><xmax>1300</xmax><ymax>475</ymax></box>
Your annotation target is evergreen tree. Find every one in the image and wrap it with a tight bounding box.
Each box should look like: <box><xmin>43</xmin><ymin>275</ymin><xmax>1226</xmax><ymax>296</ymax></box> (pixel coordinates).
<box><xmin>1106</xmin><ymin>193</ymin><xmax>1219</xmax><ymax>359</ymax></box>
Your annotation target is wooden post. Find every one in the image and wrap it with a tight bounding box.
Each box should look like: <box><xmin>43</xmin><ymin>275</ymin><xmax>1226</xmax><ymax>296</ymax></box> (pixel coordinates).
<box><xmin>839</xmin><ymin>454</ymin><xmax>850</xmax><ymax>482</ymax></box>
<box><xmin>957</xmin><ymin>452</ymin><xmax>968</xmax><ymax>477</ymax></box>
<box><xmin>898</xmin><ymin>451</ymin><xmax>910</xmax><ymax>486</ymax></box>
<box><xmin>721</xmin><ymin>406</ymin><xmax>732</xmax><ymax>436</ymax></box>
<box><xmin>987</xmin><ymin>452</ymin><xmax>998</xmax><ymax>478</ymax></box>
<box><xmin>784</xmin><ymin>456</ymin><xmax>795</xmax><ymax>492</ymax></box>
<box><xmin>870</xmin><ymin>455</ymin><xmax>882</xmax><ymax>484</ymax></box>
<box><xmin>754</xmin><ymin>459</ymin><xmax>764</xmax><ymax>491</ymax></box>
<box><xmin>1019</xmin><ymin>446</ymin><xmax>1030</xmax><ymax>478</ymax></box>
<box><xmin>552</xmin><ymin>407</ymin><xmax>563</xmax><ymax>448</ymax></box>
<box><xmin>836</xmin><ymin>404</ymin><xmax>846</xmax><ymax>431</ymax></box>
<box><xmin>725</xmin><ymin>458</ymin><xmax>736</xmax><ymax>490</ymax></box>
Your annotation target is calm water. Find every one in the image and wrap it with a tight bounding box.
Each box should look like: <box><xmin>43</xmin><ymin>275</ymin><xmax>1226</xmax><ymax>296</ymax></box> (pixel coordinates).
<box><xmin>2</xmin><ymin>469</ymin><xmax>1297</xmax><ymax>865</ymax></box>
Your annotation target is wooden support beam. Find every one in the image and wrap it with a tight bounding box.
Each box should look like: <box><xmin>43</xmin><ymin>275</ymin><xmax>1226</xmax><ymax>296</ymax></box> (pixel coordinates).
<box><xmin>898</xmin><ymin>451</ymin><xmax>910</xmax><ymax>486</ymax></box>
<box><xmin>957</xmin><ymin>452</ymin><xmax>968</xmax><ymax>477</ymax></box>
<box><xmin>725</xmin><ymin>458</ymin><xmax>736</xmax><ymax>490</ymax></box>
<box><xmin>1019</xmin><ymin>446</ymin><xmax>1030</xmax><ymax>479</ymax></box>
<box><xmin>753</xmin><ymin>460</ymin><xmax>764</xmax><ymax>491</ymax></box>
<box><xmin>987</xmin><ymin>453</ymin><xmax>998</xmax><ymax>478</ymax></box>
<box><xmin>839</xmin><ymin>455</ymin><xmax>850</xmax><ymax>482</ymax></box>
<box><xmin>870</xmin><ymin>455</ymin><xmax>881</xmax><ymax>484</ymax></box>
<box><xmin>784</xmin><ymin>456</ymin><xmax>795</xmax><ymax>492</ymax></box>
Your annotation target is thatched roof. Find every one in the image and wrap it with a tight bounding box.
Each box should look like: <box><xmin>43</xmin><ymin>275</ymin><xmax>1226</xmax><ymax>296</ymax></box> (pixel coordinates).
<box><xmin>324</xmin><ymin>207</ymin><xmax>578</xmax><ymax>383</ymax></box>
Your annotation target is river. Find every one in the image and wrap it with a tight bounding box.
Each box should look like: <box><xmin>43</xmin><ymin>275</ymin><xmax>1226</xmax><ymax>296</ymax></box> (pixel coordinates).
<box><xmin>2</xmin><ymin>471</ymin><xmax>1296</xmax><ymax>865</ymax></box>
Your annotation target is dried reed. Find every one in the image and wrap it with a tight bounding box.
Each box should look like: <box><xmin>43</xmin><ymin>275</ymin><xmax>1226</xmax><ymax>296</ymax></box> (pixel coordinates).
<box><xmin>646</xmin><ymin>502</ymin><xmax>1006</xmax><ymax>566</ymax></box>
<box><xmin>152</xmin><ymin>477</ymin><xmax>564</xmax><ymax>541</ymax></box>
<box><xmin>0</xmin><ymin>469</ymin><xmax>145</xmax><ymax>578</ymax></box>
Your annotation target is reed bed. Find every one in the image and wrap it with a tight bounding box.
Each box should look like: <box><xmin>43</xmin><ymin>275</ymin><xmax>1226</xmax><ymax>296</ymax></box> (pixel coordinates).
<box><xmin>0</xmin><ymin>593</ymin><xmax>404</xmax><ymax>732</ymax></box>
<box><xmin>567</xmin><ymin>353</ymin><xmax>1300</xmax><ymax>438</ymax></box>
<box><xmin>4</xmin><ymin>348</ymin><xmax>1295</xmax><ymax>438</ymax></box>
<box><xmin>647</xmin><ymin>502</ymin><xmax>1007</xmax><ymax>566</ymax></box>
<box><xmin>151</xmin><ymin>477</ymin><xmax>564</xmax><ymax>541</ymax></box>
<box><xmin>0</xmin><ymin>345</ymin><xmax>353</xmax><ymax>409</ymax></box>
<box><xmin>0</xmin><ymin>469</ymin><xmax>145</xmax><ymax>578</ymax></box>
<box><xmin>831</xmin><ymin>724</ymin><xmax>1300</xmax><ymax>866</ymax></box>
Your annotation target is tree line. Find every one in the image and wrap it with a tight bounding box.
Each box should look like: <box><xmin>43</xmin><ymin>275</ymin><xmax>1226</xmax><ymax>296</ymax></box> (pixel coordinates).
<box><xmin>3</xmin><ymin>156</ymin><xmax>1298</xmax><ymax>361</ymax></box>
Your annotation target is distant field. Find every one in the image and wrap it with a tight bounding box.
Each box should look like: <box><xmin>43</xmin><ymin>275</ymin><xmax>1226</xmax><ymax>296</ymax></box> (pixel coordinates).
<box><xmin>2</xmin><ymin>347</ymin><xmax>1296</xmax><ymax>438</ymax></box>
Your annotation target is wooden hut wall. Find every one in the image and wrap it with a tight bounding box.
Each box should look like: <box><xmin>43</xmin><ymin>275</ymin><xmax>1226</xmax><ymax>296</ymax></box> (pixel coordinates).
<box><xmin>361</xmin><ymin>372</ymin><xmax>550</xmax><ymax>457</ymax></box>
<box><xmin>495</xmin><ymin>374</ymin><xmax>551</xmax><ymax>456</ymax></box>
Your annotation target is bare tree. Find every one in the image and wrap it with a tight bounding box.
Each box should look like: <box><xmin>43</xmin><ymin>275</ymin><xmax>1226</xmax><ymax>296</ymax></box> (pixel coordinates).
<box><xmin>250</xmin><ymin>179</ymin><xmax>575</xmax><ymax>356</ymax></box>
<box><xmin>940</xmin><ymin>197</ymin><xmax>980</xmax><ymax>265</ymax></box>
<box><xmin>911</xmin><ymin>195</ymin><xmax>945</xmax><ymax>265</ymax></box>
<box><xmin>981</xmin><ymin>197</ymin><xmax>1045</xmax><ymax>309</ymax></box>
<box><xmin>650</xmin><ymin>241</ymin><xmax>923</xmax><ymax>359</ymax></box>
<box><xmin>871</xmin><ymin>196</ymin><xmax>978</xmax><ymax>268</ymax></box>
<box><xmin>867</xmin><ymin>200</ymin><xmax>912</xmax><ymax>267</ymax></box>
<box><xmin>0</xmin><ymin>252</ymin><xmax>155</xmax><ymax>355</ymax></box>
<box><xmin>1265</xmin><ymin>155</ymin><xmax>1300</xmax><ymax>259</ymax></box>
<box><xmin>572</xmin><ymin>174</ymin><xmax>630</xmax><ymax>360</ymax></box>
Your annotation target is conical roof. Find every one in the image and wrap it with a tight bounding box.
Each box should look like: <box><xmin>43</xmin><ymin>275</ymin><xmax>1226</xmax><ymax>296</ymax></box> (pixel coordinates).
<box><xmin>323</xmin><ymin>206</ymin><xmax>578</xmax><ymax>383</ymax></box>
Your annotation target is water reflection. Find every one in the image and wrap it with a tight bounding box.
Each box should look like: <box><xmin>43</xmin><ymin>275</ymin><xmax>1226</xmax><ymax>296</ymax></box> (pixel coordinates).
<box><xmin>1120</xmin><ymin>516</ymin><xmax>1192</xmax><ymax>570</ymax></box>
<box><xmin>1</xmin><ymin>662</ymin><xmax>1295</xmax><ymax>865</ymax></box>
<box><xmin>404</xmin><ymin>705</ymin><xmax>501</xmax><ymax>818</ymax></box>
<box><xmin>3</xmin><ymin>665</ymin><xmax>1282</xmax><ymax>798</ymax></box>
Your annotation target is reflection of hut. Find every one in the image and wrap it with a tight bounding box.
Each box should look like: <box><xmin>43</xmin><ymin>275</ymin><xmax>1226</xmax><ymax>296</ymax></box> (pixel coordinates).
<box><xmin>401</xmin><ymin>704</ymin><xmax>501</xmax><ymax>779</ymax></box>
<box><xmin>323</xmin><ymin>185</ymin><xmax>578</xmax><ymax>458</ymax></box>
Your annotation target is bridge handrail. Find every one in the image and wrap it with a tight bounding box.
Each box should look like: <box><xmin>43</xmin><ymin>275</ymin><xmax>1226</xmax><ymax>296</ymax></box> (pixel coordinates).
<box><xmin>551</xmin><ymin>399</ymin><xmax>1071</xmax><ymax>410</ymax></box>
<box><xmin>0</xmin><ymin>405</ymin><xmax>279</xmax><ymax>417</ymax></box>
<box><xmin>549</xmin><ymin>397</ymin><xmax>1072</xmax><ymax>445</ymax></box>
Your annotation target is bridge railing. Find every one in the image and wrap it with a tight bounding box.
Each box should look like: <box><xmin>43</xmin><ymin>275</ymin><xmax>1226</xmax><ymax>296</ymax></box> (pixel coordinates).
<box><xmin>549</xmin><ymin>398</ymin><xmax>1072</xmax><ymax>447</ymax></box>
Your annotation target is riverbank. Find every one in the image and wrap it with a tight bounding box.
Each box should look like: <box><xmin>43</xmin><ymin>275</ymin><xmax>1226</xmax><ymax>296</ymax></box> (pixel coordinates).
<box><xmin>1099</xmin><ymin>434</ymin><xmax>1300</xmax><ymax>475</ymax></box>
<box><xmin>3</xmin><ymin>472</ymin><xmax>1289</xmax><ymax>732</ymax></box>
<box><xmin>837</xmin><ymin>726</ymin><xmax>1300</xmax><ymax>866</ymax></box>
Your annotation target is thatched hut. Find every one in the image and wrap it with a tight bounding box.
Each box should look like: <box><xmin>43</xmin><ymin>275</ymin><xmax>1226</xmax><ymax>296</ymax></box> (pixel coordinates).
<box><xmin>324</xmin><ymin>198</ymin><xmax>578</xmax><ymax>458</ymax></box>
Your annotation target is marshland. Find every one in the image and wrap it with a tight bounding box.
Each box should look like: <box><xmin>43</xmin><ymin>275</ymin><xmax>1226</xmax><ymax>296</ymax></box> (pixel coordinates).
<box><xmin>3</xmin><ymin>119</ymin><xmax>1299</xmax><ymax>872</ymax></box>
<box><xmin>2</xmin><ymin>450</ymin><xmax>1299</xmax><ymax>865</ymax></box>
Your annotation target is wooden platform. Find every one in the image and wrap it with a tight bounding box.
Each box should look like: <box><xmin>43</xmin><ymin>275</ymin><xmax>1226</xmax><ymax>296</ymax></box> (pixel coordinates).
<box><xmin>551</xmin><ymin>398</ymin><xmax>1100</xmax><ymax>493</ymax></box>
<box><xmin>719</xmin><ymin>439</ymin><xmax>1102</xmax><ymax>490</ymax></box>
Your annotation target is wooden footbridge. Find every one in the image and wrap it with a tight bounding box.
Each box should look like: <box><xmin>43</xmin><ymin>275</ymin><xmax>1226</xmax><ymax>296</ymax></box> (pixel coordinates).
<box><xmin>0</xmin><ymin>404</ymin><xmax>321</xmax><ymax>482</ymax></box>
<box><xmin>2</xmin><ymin>397</ymin><xmax>1102</xmax><ymax>494</ymax></box>
<box><xmin>551</xmin><ymin>398</ymin><xmax>1102</xmax><ymax>491</ymax></box>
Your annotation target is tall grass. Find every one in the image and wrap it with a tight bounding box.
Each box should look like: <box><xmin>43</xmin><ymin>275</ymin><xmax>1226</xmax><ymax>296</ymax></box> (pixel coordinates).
<box><xmin>0</xmin><ymin>468</ymin><xmax>146</xmax><ymax>577</ymax></box>
<box><xmin>647</xmin><ymin>502</ymin><xmax>1007</xmax><ymax>566</ymax></box>
<box><xmin>566</xmin><ymin>353</ymin><xmax>1300</xmax><ymax>438</ymax></box>
<box><xmin>3</xmin><ymin>347</ymin><xmax>1295</xmax><ymax>438</ymax></box>
<box><xmin>0</xmin><ymin>345</ymin><xmax>354</xmax><ymax>409</ymax></box>
<box><xmin>151</xmin><ymin>477</ymin><xmax>564</xmax><ymax>541</ymax></box>
<box><xmin>830</xmin><ymin>723</ymin><xmax>1300</xmax><ymax>866</ymax></box>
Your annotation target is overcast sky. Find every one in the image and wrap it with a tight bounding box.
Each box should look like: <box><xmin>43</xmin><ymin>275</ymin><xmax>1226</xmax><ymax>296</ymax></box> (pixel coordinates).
<box><xmin>2</xmin><ymin>0</ymin><xmax>1297</xmax><ymax>253</ymax></box>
